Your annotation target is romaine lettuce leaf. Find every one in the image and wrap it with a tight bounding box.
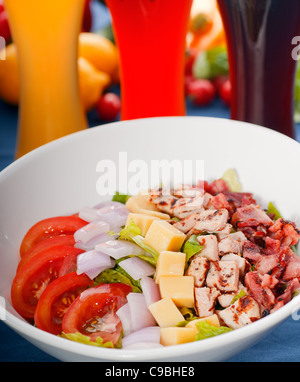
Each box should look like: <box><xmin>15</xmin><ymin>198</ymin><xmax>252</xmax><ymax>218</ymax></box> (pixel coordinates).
<box><xmin>112</xmin><ymin>191</ymin><xmax>131</xmax><ymax>204</ymax></box>
<box><xmin>194</xmin><ymin>320</ymin><xmax>232</xmax><ymax>341</ymax></box>
<box><xmin>182</xmin><ymin>234</ymin><xmax>203</xmax><ymax>262</ymax></box>
<box><xmin>119</xmin><ymin>219</ymin><xmax>159</xmax><ymax>263</ymax></box>
<box><xmin>267</xmin><ymin>201</ymin><xmax>282</xmax><ymax>220</ymax></box>
<box><xmin>94</xmin><ymin>267</ymin><xmax>142</xmax><ymax>293</ymax></box>
<box><xmin>60</xmin><ymin>332</ymin><xmax>114</xmax><ymax>348</ymax></box>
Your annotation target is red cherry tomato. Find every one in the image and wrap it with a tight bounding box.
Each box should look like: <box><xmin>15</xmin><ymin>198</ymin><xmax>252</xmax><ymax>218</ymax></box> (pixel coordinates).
<box><xmin>19</xmin><ymin>216</ymin><xmax>88</xmax><ymax>257</ymax></box>
<box><xmin>219</xmin><ymin>78</ymin><xmax>231</xmax><ymax>106</ymax></box>
<box><xmin>213</xmin><ymin>75</ymin><xmax>228</xmax><ymax>93</ymax></box>
<box><xmin>11</xmin><ymin>245</ymin><xmax>84</xmax><ymax>318</ymax></box>
<box><xmin>96</xmin><ymin>92</ymin><xmax>121</xmax><ymax>122</ymax></box>
<box><xmin>34</xmin><ymin>272</ymin><xmax>93</xmax><ymax>335</ymax></box>
<box><xmin>62</xmin><ymin>283</ymin><xmax>132</xmax><ymax>346</ymax></box>
<box><xmin>0</xmin><ymin>10</ymin><xmax>11</xmax><ymax>43</ymax></box>
<box><xmin>17</xmin><ymin>235</ymin><xmax>75</xmax><ymax>271</ymax></box>
<box><xmin>187</xmin><ymin>78</ymin><xmax>216</xmax><ymax>106</ymax></box>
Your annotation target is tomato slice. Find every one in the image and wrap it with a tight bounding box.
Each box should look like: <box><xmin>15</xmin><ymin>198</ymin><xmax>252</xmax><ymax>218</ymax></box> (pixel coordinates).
<box><xmin>11</xmin><ymin>246</ymin><xmax>84</xmax><ymax>318</ymax></box>
<box><xmin>17</xmin><ymin>235</ymin><xmax>75</xmax><ymax>271</ymax></box>
<box><xmin>62</xmin><ymin>283</ymin><xmax>132</xmax><ymax>346</ymax></box>
<box><xmin>34</xmin><ymin>272</ymin><xmax>93</xmax><ymax>335</ymax></box>
<box><xmin>19</xmin><ymin>216</ymin><xmax>87</xmax><ymax>257</ymax></box>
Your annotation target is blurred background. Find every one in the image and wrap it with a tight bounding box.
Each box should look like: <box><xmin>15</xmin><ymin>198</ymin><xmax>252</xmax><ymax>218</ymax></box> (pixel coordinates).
<box><xmin>0</xmin><ymin>0</ymin><xmax>300</xmax><ymax>170</ymax></box>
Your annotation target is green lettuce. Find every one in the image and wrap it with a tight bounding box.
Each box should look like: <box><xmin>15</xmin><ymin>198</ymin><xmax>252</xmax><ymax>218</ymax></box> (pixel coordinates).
<box><xmin>94</xmin><ymin>267</ymin><xmax>141</xmax><ymax>293</ymax></box>
<box><xmin>194</xmin><ymin>320</ymin><xmax>232</xmax><ymax>341</ymax></box>
<box><xmin>112</xmin><ymin>191</ymin><xmax>131</xmax><ymax>204</ymax></box>
<box><xmin>119</xmin><ymin>219</ymin><xmax>159</xmax><ymax>263</ymax></box>
<box><xmin>60</xmin><ymin>332</ymin><xmax>114</xmax><ymax>348</ymax></box>
<box><xmin>221</xmin><ymin>168</ymin><xmax>242</xmax><ymax>192</ymax></box>
<box><xmin>267</xmin><ymin>201</ymin><xmax>282</xmax><ymax>220</ymax></box>
<box><xmin>230</xmin><ymin>289</ymin><xmax>247</xmax><ymax>305</ymax></box>
<box><xmin>182</xmin><ymin>234</ymin><xmax>203</xmax><ymax>262</ymax></box>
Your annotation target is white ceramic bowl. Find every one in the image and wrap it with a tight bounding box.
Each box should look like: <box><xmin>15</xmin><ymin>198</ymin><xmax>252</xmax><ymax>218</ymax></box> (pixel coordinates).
<box><xmin>1</xmin><ymin>116</ymin><xmax>300</xmax><ymax>362</ymax></box>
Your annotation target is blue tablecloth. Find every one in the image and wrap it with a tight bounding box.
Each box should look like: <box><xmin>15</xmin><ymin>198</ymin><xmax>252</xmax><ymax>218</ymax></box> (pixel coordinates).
<box><xmin>1</xmin><ymin>1</ymin><xmax>300</xmax><ymax>363</ymax></box>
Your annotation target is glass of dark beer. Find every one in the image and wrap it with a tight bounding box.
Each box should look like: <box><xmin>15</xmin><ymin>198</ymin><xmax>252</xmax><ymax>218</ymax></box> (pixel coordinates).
<box><xmin>217</xmin><ymin>0</ymin><xmax>300</xmax><ymax>138</ymax></box>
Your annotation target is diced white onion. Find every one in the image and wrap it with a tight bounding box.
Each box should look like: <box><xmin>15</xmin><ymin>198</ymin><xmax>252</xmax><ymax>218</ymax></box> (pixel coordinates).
<box><xmin>121</xmin><ymin>326</ymin><xmax>161</xmax><ymax>349</ymax></box>
<box><xmin>118</xmin><ymin>257</ymin><xmax>155</xmax><ymax>280</ymax></box>
<box><xmin>74</xmin><ymin>221</ymin><xmax>110</xmax><ymax>244</ymax></box>
<box><xmin>76</xmin><ymin>250</ymin><xmax>115</xmax><ymax>279</ymax></box>
<box><xmin>74</xmin><ymin>232</ymin><xmax>118</xmax><ymax>251</ymax></box>
<box><xmin>116</xmin><ymin>303</ymin><xmax>131</xmax><ymax>337</ymax></box>
<box><xmin>140</xmin><ymin>276</ymin><xmax>161</xmax><ymax>307</ymax></box>
<box><xmin>97</xmin><ymin>209</ymin><xmax>129</xmax><ymax>229</ymax></box>
<box><xmin>95</xmin><ymin>240</ymin><xmax>145</xmax><ymax>259</ymax></box>
<box><xmin>127</xmin><ymin>293</ymin><xmax>156</xmax><ymax>332</ymax></box>
<box><xmin>78</xmin><ymin>206</ymin><xmax>101</xmax><ymax>223</ymax></box>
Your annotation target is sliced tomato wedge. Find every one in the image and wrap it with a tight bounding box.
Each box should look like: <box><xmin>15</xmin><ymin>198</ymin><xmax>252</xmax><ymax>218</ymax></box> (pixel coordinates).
<box><xmin>34</xmin><ymin>272</ymin><xmax>93</xmax><ymax>335</ymax></box>
<box><xmin>17</xmin><ymin>235</ymin><xmax>75</xmax><ymax>271</ymax></box>
<box><xmin>20</xmin><ymin>216</ymin><xmax>87</xmax><ymax>257</ymax></box>
<box><xmin>11</xmin><ymin>246</ymin><xmax>84</xmax><ymax>318</ymax></box>
<box><xmin>62</xmin><ymin>283</ymin><xmax>132</xmax><ymax>346</ymax></box>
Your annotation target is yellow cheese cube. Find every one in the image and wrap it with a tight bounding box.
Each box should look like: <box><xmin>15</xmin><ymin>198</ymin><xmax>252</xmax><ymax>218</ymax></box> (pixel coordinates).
<box><xmin>160</xmin><ymin>327</ymin><xmax>196</xmax><ymax>346</ymax></box>
<box><xmin>148</xmin><ymin>297</ymin><xmax>184</xmax><ymax>327</ymax></box>
<box><xmin>125</xmin><ymin>194</ymin><xmax>170</xmax><ymax>219</ymax></box>
<box><xmin>125</xmin><ymin>213</ymin><xmax>160</xmax><ymax>236</ymax></box>
<box><xmin>143</xmin><ymin>220</ymin><xmax>186</xmax><ymax>253</ymax></box>
<box><xmin>154</xmin><ymin>251</ymin><xmax>186</xmax><ymax>283</ymax></box>
<box><xmin>159</xmin><ymin>276</ymin><xmax>194</xmax><ymax>308</ymax></box>
<box><xmin>185</xmin><ymin>315</ymin><xmax>220</xmax><ymax>336</ymax></box>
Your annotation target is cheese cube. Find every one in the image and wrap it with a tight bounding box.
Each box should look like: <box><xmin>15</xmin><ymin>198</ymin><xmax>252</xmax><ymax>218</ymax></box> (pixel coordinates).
<box><xmin>159</xmin><ymin>276</ymin><xmax>194</xmax><ymax>308</ymax></box>
<box><xmin>185</xmin><ymin>314</ymin><xmax>220</xmax><ymax>336</ymax></box>
<box><xmin>125</xmin><ymin>213</ymin><xmax>160</xmax><ymax>236</ymax></box>
<box><xmin>143</xmin><ymin>220</ymin><xmax>186</xmax><ymax>253</ymax></box>
<box><xmin>126</xmin><ymin>195</ymin><xmax>170</xmax><ymax>219</ymax></box>
<box><xmin>160</xmin><ymin>327</ymin><xmax>196</xmax><ymax>346</ymax></box>
<box><xmin>148</xmin><ymin>297</ymin><xmax>184</xmax><ymax>327</ymax></box>
<box><xmin>154</xmin><ymin>251</ymin><xmax>186</xmax><ymax>283</ymax></box>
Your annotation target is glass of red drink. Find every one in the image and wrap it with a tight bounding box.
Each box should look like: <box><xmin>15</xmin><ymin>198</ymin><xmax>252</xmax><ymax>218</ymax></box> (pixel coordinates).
<box><xmin>105</xmin><ymin>0</ymin><xmax>193</xmax><ymax>120</ymax></box>
<box><xmin>217</xmin><ymin>0</ymin><xmax>300</xmax><ymax>138</ymax></box>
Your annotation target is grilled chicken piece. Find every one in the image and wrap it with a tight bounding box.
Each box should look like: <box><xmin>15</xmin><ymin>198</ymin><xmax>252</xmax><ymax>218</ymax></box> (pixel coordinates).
<box><xmin>194</xmin><ymin>287</ymin><xmax>220</xmax><ymax>317</ymax></box>
<box><xmin>206</xmin><ymin>260</ymin><xmax>239</xmax><ymax>292</ymax></box>
<box><xmin>218</xmin><ymin>296</ymin><xmax>261</xmax><ymax>329</ymax></box>
<box><xmin>185</xmin><ymin>256</ymin><xmax>210</xmax><ymax>287</ymax></box>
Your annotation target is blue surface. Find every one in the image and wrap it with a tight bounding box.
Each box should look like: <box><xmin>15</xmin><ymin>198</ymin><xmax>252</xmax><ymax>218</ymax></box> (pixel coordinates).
<box><xmin>1</xmin><ymin>1</ymin><xmax>300</xmax><ymax>363</ymax></box>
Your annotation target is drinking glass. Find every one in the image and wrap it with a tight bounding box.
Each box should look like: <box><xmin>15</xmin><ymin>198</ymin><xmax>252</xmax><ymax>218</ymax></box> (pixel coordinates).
<box><xmin>217</xmin><ymin>0</ymin><xmax>300</xmax><ymax>138</ymax></box>
<box><xmin>4</xmin><ymin>0</ymin><xmax>88</xmax><ymax>158</ymax></box>
<box><xmin>105</xmin><ymin>0</ymin><xmax>193</xmax><ymax>120</ymax></box>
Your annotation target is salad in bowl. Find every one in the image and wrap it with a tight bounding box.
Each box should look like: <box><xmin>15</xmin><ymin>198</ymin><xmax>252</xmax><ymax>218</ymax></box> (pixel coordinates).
<box><xmin>10</xmin><ymin>169</ymin><xmax>300</xmax><ymax>350</ymax></box>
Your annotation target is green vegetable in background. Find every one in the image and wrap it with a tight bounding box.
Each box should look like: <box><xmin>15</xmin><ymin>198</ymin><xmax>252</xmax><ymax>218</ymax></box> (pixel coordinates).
<box><xmin>192</xmin><ymin>45</ymin><xmax>229</xmax><ymax>80</ymax></box>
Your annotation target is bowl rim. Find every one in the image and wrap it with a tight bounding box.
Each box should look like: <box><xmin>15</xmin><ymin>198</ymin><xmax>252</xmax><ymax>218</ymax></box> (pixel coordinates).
<box><xmin>1</xmin><ymin>116</ymin><xmax>300</xmax><ymax>361</ymax></box>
